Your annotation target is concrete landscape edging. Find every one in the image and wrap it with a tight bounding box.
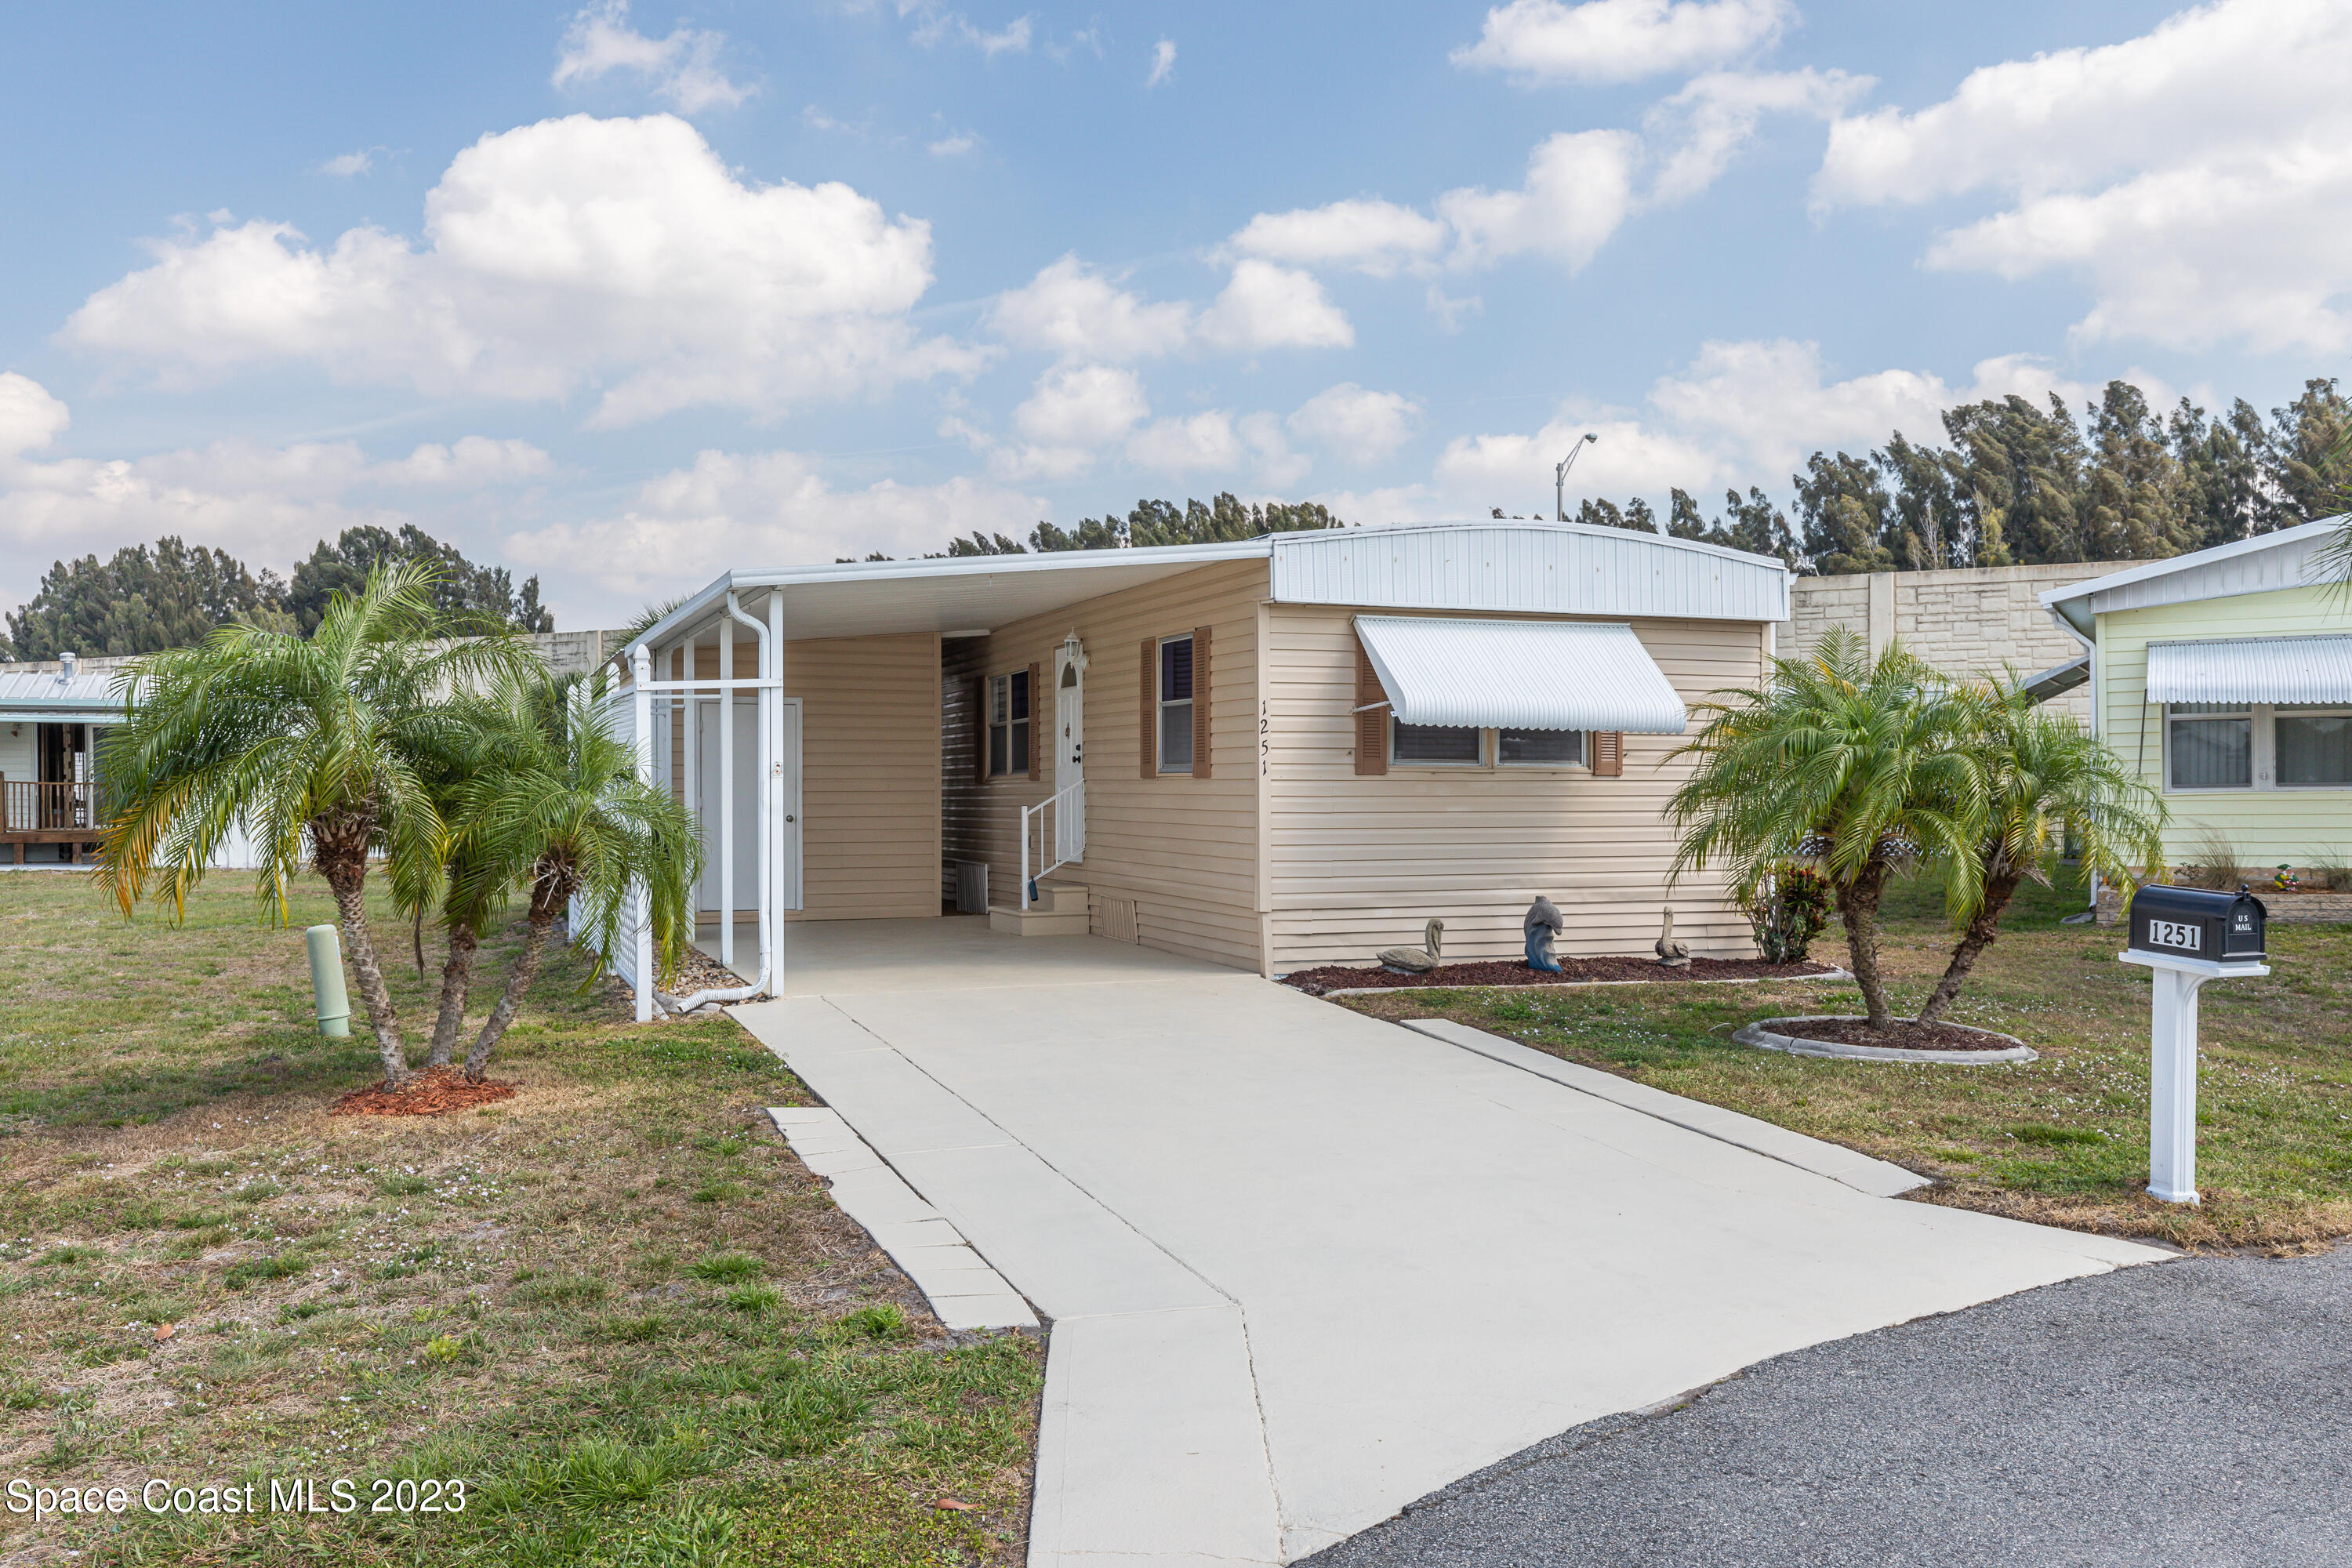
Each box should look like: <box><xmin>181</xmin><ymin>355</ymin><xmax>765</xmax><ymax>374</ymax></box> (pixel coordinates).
<box><xmin>1309</xmin><ymin>967</ymin><xmax>1854</xmax><ymax>1000</ymax></box>
<box><xmin>1733</xmin><ymin>1015</ymin><xmax>2038</xmax><ymax>1065</ymax></box>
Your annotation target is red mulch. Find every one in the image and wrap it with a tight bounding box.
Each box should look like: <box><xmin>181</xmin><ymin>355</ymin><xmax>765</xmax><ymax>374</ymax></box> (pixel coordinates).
<box><xmin>1281</xmin><ymin>955</ymin><xmax>1839</xmax><ymax>997</ymax></box>
<box><xmin>330</xmin><ymin>1065</ymin><xmax>521</xmax><ymax>1117</ymax></box>
<box><xmin>1767</xmin><ymin>1016</ymin><xmax>2021</xmax><ymax>1052</ymax></box>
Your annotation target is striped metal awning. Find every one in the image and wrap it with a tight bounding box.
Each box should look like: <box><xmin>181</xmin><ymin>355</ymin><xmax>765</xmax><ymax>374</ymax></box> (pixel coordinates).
<box><xmin>1352</xmin><ymin>615</ymin><xmax>1687</xmax><ymax>732</ymax></box>
<box><xmin>2145</xmin><ymin>635</ymin><xmax>2352</xmax><ymax>705</ymax></box>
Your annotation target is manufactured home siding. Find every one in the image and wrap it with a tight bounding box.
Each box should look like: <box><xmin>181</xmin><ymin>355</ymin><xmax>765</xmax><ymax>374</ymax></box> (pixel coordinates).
<box><xmin>1265</xmin><ymin>604</ymin><xmax>1762</xmax><ymax>968</ymax></box>
<box><xmin>958</xmin><ymin>557</ymin><xmax>1267</xmax><ymax>970</ymax></box>
<box><xmin>2097</xmin><ymin>584</ymin><xmax>2352</xmax><ymax>868</ymax></box>
<box><xmin>671</xmin><ymin>633</ymin><xmax>941</xmax><ymax>922</ymax></box>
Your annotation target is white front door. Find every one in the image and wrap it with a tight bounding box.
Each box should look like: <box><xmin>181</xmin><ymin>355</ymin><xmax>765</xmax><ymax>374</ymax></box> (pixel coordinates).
<box><xmin>1054</xmin><ymin>644</ymin><xmax>1085</xmax><ymax>863</ymax></box>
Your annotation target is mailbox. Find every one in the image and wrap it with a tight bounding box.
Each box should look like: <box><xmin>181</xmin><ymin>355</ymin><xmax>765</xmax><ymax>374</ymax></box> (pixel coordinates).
<box><xmin>2128</xmin><ymin>884</ymin><xmax>2267</xmax><ymax>965</ymax></box>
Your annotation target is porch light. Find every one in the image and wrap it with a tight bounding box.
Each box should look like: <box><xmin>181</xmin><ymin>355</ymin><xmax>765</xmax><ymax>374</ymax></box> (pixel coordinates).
<box><xmin>1059</xmin><ymin>631</ymin><xmax>1086</xmax><ymax>684</ymax></box>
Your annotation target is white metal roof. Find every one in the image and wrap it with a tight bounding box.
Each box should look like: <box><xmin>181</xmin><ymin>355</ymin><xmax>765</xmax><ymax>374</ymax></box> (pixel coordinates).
<box><xmin>2040</xmin><ymin>517</ymin><xmax>2342</xmax><ymax>636</ymax></box>
<box><xmin>0</xmin><ymin>669</ymin><xmax>122</xmax><ymax>723</ymax></box>
<box><xmin>630</xmin><ymin>521</ymin><xmax>1791</xmax><ymax>656</ymax></box>
<box><xmin>1279</xmin><ymin>522</ymin><xmax>1788</xmax><ymax>622</ymax></box>
<box><xmin>2145</xmin><ymin>635</ymin><xmax>2352</xmax><ymax>705</ymax></box>
<box><xmin>1353</xmin><ymin>615</ymin><xmax>1689</xmax><ymax>733</ymax></box>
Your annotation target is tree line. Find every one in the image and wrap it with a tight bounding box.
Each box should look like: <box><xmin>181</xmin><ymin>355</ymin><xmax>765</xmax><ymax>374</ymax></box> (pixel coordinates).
<box><xmin>6</xmin><ymin>524</ymin><xmax>554</xmax><ymax>662</ymax></box>
<box><xmin>905</xmin><ymin>493</ymin><xmax>1348</xmax><ymax>561</ymax></box>
<box><xmin>1564</xmin><ymin>377</ymin><xmax>2352</xmax><ymax>574</ymax></box>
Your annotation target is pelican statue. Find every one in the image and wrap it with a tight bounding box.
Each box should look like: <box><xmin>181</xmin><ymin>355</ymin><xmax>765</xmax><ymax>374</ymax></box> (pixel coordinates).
<box><xmin>1377</xmin><ymin>919</ymin><xmax>1444</xmax><ymax>975</ymax></box>
<box><xmin>1655</xmin><ymin>907</ymin><xmax>1691</xmax><ymax>968</ymax></box>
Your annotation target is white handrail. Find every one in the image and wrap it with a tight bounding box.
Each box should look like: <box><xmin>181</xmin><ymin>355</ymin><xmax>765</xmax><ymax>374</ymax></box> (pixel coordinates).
<box><xmin>1019</xmin><ymin>778</ymin><xmax>1085</xmax><ymax>909</ymax></box>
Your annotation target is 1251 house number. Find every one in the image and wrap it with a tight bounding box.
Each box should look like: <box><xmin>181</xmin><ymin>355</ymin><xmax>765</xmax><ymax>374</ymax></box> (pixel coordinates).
<box><xmin>2147</xmin><ymin>919</ymin><xmax>2202</xmax><ymax>952</ymax></box>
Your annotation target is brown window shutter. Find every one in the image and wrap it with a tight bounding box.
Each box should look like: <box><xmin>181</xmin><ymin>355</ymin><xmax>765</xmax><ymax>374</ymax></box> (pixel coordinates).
<box><xmin>1139</xmin><ymin>638</ymin><xmax>1157</xmax><ymax>778</ymax></box>
<box><xmin>1191</xmin><ymin>625</ymin><xmax>1212</xmax><ymax>780</ymax></box>
<box><xmin>1353</xmin><ymin>641</ymin><xmax>1388</xmax><ymax>777</ymax></box>
<box><xmin>1027</xmin><ymin>662</ymin><xmax>1043</xmax><ymax>780</ymax></box>
<box><xmin>972</xmin><ymin>677</ymin><xmax>989</xmax><ymax>783</ymax></box>
<box><xmin>1592</xmin><ymin>731</ymin><xmax>1624</xmax><ymax>776</ymax></box>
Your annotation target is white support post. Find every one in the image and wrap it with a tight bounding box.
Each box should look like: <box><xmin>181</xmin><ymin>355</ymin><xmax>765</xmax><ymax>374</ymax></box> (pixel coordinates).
<box><xmin>767</xmin><ymin>588</ymin><xmax>786</xmax><ymax>988</ymax></box>
<box><xmin>724</xmin><ymin>590</ymin><xmax>771</xmax><ymax>998</ymax></box>
<box><xmin>2147</xmin><ymin>967</ymin><xmax>2202</xmax><ymax>1204</ymax></box>
<box><xmin>681</xmin><ymin>628</ymin><xmax>698</xmax><ymax>944</ymax></box>
<box><xmin>2122</xmin><ymin>949</ymin><xmax>2267</xmax><ymax>1206</ymax></box>
<box><xmin>631</xmin><ymin>644</ymin><xmax>655</xmax><ymax>1025</ymax></box>
<box><xmin>719</xmin><ymin>621</ymin><xmax>734</xmax><ymax>968</ymax></box>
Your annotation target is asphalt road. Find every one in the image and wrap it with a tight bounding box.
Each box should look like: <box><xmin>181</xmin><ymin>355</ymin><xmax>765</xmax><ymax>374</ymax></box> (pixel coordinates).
<box><xmin>1307</xmin><ymin>1243</ymin><xmax>2352</xmax><ymax>1568</ymax></box>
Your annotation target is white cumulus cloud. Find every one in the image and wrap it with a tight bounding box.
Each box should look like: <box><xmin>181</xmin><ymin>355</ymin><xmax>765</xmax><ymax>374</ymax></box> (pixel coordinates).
<box><xmin>553</xmin><ymin>0</ymin><xmax>753</xmax><ymax>113</ymax></box>
<box><xmin>1146</xmin><ymin>39</ymin><xmax>1177</xmax><ymax>88</ymax></box>
<box><xmin>318</xmin><ymin>150</ymin><xmax>374</xmax><ymax>178</ymax></box>
<box><xmin>985</xmin><ymin>255</ymin><xmax>1192</xmax><ymax>361</ymax></box>
<box><xmin>63</xmin><ymin>114</ymin><xmax>975</xmax><ymax>426</ymax></box>
<box><xmin>505</xmin><ymin>449</ymin><xmax>1044</xmax><ymax>598</ymax></box>
<box><xmin>1226</xmin><ymin>199</ymin><xmax>1449</xmax><ymax>278</ymax></box>
<box><xmin>1813</xmin><ymin>0</ymin><xmax>2352</xmax><ymax>354</ymax></box>
<box><xmin>0</xmin><ymin>373</ymin><xmax>71</xmax><ymax>459</ymax></box>
<box><xmin>1288</xmin><ymin>383</ymin><xmax>1421</xmax><ymax>464</ymax></box>
<box><xmin>1452</xmin><ymin>0</ymin><xmax>1793</xmax><ymax>85</ymax></box>
<box><xmin>1439</xmin><ymin>129</ymin><xmax>1642</xmax><ymax>271</ymax></box>
<box><xmin>1196</xmin><ymin>260</ymin><xmax>1353</xmax><ymax>352</ymax></box>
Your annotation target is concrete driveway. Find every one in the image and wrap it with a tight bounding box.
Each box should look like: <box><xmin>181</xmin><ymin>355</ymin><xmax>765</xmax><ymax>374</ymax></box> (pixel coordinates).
<box><xmin>734</xmin><ymin>920</ymin><xmax>2165</xmax><ymax>1566</ymax></box>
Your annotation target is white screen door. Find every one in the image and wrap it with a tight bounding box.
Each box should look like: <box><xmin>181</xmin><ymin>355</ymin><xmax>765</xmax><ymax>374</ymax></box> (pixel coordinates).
<box><xmin>697</xmin><ymin>695</ymin><xmax>803</xmax><ymax>916</ymax></box>
<box><xmin>1054</xmin><ymin>644</ymin><xmax>1085</xmax><ymax>863</ymax></box>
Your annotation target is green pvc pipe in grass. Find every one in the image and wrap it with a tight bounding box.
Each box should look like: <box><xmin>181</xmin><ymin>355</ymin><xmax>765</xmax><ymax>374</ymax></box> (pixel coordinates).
<box><xmin>306</xmin><ymin>924</ymin><xmax>351</xmax><ymax>1038</ymax></box>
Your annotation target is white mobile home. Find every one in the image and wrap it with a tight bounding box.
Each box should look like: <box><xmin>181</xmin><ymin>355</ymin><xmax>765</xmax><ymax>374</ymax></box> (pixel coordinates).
<box><xmin>608</xmin><ymin>522</ymin><xmax>1792</xmax><ymax>1010</ymax></box>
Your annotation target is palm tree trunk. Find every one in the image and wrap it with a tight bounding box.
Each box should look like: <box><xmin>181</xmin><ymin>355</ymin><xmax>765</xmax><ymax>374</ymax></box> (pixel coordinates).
<box><xmin>1835</xmin><ymin>860</ymin><xmax>1896</xmax><ymax>1032</ymax></box>
<box><xmin>427</xmin><ymin>924</ymin><xmax>478</xmax><ymax>1068</ymax></box>
<box><xmin>463</xmin><ymin>910</ymin><xmax>552</xmax><ymax>1080</ymax></box>
<box><xmin>321</xmin><ymin>864</ymin><xmax>408</xmax><ymax>1086</ymax></box>
<box><xmin>1917</xmin><ymin>869</ymin><xmax>2023</xmax><ymax>1024</ymax></box>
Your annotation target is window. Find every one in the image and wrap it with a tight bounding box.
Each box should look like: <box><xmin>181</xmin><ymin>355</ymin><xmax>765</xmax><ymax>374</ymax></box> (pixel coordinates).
<box><xmin>1498</xmin><ymin>728</ymin><xmax>1584</xmax><ymax>766</ymax></box>
<box><xmin>2167</xmin><ymin>703</ymin><xmax>2251</xmax><ymax>790</ymax></box>
<box><xmin>2278</xmin><ymin>706</ymin><xmax>2352</xmax><ymax>787</ymax></box>
<box><xmin>1158</xmin><ymin>636</ymin><xmax>1193</xmax><ymax>774</ymax></box>
<box><xmin>1392</xmin><ymin>722</ymin><xmax>1483</xmax><ymax>765</ymax></box>
<box><xmin>988</xmin><ymin>670</ymin><xmax>1029</xmax><ymax>778</ymax></box>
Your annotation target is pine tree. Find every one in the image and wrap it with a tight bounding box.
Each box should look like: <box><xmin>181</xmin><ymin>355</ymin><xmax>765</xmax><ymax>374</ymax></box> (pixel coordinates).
<box><xmin>1794</xmin><ymin>452</ymin><xmax>1897</xmax><ymax>574</ymax></box>
<box><xmin>285</xmin><ymin>524</ymin><xmax>554</xmax><ymax>635</ymax></box>
<box><xmin>6</xmin><ymin>537</ymin><xmax>290</xmax><ymax>659</ymax></box>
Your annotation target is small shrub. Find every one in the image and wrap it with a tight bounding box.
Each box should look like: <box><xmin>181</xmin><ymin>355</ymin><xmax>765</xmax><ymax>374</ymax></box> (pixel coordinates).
<box><xmin>423</xmin><ymin>1334</ymin><xmax>464</xmax><ymax>1364</ymax></box>
<box><xmin>688</xmin><ymin>1253</ymin><xmax>761</xmax><ymax>1283</ymax></box>
<box><xmin>1748</xmin><ymin>866</ymin><xmax>1831</xmax><ymax>963</ymax></box>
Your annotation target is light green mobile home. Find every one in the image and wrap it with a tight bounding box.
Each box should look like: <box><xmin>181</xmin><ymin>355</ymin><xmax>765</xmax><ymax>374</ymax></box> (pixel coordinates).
<box><xmin>2042</xmin><ymin>517</ymin><xmax>2352</xmax><ymax>873</ymax></box>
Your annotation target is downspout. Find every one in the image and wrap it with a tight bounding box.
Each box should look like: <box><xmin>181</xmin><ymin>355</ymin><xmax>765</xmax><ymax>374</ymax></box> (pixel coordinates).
<box><xmin>2045</xmin><ymin>596</ymin><xmax>2106</xmax><ymax>909</ymax></box>
<box><xmin>631</xmin><ymin>644</ymin><xmax>655</xmax><ymax>1024</ymax></box>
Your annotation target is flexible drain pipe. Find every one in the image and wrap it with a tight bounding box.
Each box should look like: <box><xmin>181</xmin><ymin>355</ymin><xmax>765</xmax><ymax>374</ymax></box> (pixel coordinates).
<box><xmin>660</xmin><ymin>589</ymin><xmax>774</xmax><ymax>1013</ymax></box>
<box><xmin>305</xmin><ymin>924</ymin><xmax>351</xmax><ymax>1037</ymax></box>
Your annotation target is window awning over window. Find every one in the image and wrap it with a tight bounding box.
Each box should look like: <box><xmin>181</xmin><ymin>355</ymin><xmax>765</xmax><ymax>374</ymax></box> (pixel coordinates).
<box><xmin>1353</xmin><ymin>615</ymin><xmax>1687</xmax><ymax>733</ymax></box>
<box><xmin>2146</xmin><ymin>635</ymin><xmax>2352</xmax><ymax>705</ymax></box>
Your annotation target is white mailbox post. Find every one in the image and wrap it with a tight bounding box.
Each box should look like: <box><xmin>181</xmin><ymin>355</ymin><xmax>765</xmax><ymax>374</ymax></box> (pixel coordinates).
<box><xmin>2119</xmin><ymin>885</ymin><xmax>2269</xmax><ymax>1206</ymax></box>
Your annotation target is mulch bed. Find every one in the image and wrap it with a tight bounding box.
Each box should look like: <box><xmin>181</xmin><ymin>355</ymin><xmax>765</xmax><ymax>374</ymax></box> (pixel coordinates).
<box><xmin>1770</xmin><ymin>1016</ymin><xmax>2018</xmax><ymax>1053</ymax></box>
<box><xmin>1281</xmin><ymin>955</ymin><xmax>1839</xmax><ymax>997</ymax></box>
<box><xmin>330</xmin><ymin>1065</ymin><xmax>520</xmax><ymax>1117</ymax></box>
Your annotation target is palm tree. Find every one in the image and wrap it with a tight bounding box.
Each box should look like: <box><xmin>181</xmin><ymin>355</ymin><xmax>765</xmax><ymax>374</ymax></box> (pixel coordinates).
<box><xmin>446</xmin><ymin>667</ymin><xmax>699</xmax><ymax>1080</ymax></box>
<box><xmin>96</xmin><ymin>564</ymin><xmax>527</xmax><ymax>1087</ymax></box>
<box><xmin>1667</xmin><ymin>626</ymin><xmax>1983</xmax><ymax>1032</ymax></box>
<box><xmin>1915</xmin><ymin>683</ymin><xmax>2168</xmax><ymax>1022</ymax></box>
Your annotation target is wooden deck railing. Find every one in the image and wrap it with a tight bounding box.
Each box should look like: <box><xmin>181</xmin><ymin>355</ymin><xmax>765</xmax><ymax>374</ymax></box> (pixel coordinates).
<box><xmin>0</xmin><ymin>779</ymin><xmax>101</xmax><ymax>835</ymax></box>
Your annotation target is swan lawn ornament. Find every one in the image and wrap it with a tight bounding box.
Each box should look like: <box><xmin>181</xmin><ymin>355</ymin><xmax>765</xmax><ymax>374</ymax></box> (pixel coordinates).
<box><xmin>1523</xmin><ymin>896</ymin><xmax>1564</xmax><ymax>972</ymax></box>
<box><xmin>1654</xmin><ymin>906</ymin><xmax>1691</xmax><ymax>968</ymax></box>
<box><xmin>1377</xmin><ymin>919</ymin><xmax>1444</xmax><ymax>975</ymax></box>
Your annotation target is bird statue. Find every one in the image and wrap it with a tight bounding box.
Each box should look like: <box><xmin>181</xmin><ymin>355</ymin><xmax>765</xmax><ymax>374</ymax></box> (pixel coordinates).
<box><xmin>1654</xmin><ymin>907</ymin><xmax>1691</xmax><ymax>968</ymax></box>
<box><xmin>1377</xmin><ymin>919</ymin><xmax>1444</xmax><ymax>975</ymax></box>
<box><xmin>1524</xmin><ymin>896</ymin><xmax>1564</xmax><ymax>972</ymax></box>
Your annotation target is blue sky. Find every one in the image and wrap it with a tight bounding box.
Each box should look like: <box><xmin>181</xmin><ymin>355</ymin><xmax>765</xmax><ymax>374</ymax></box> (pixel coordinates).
<box><xmin>2</xmin><ymin>0</ymin><xmax>2343</xmax><ymax>626</ymax></box>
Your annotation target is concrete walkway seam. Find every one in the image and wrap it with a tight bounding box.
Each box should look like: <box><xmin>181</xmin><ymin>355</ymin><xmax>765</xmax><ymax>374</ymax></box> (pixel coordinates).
<box><xmin>1398</xmin><ymin>1018</ymin><xmax>1932</xmax><ymax>1199</ymax></box>
<box><xmin>765</xmin><ymin>1105</ymin><xmax>1038</xmax><ymax>1330</ymax></box>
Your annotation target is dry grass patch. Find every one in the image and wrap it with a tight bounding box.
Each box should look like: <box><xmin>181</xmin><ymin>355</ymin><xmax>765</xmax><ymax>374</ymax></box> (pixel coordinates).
<box><xmin>0</xmin><ymin>874</ymin><xmax>1040</xmax><ymax>1566</ymax></box>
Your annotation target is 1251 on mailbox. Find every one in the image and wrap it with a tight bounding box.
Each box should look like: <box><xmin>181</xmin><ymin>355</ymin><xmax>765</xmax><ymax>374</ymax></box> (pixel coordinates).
<box><xmin>2127</xmin><ymin>884</ymin><xmax>2267</xmax><ymax>965</ymax></box>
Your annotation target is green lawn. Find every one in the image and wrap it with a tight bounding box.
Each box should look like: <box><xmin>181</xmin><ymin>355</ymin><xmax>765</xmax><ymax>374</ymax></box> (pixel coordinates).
<box><xmin>0</xmin><ymin>873</ymin><xmax>1040</xmax><ymax>1566</ymax></box>
<box><xmin>1340</xmin><ymin>872</ymin><xmax>2352</xmax><ymax>1251</ymax></box>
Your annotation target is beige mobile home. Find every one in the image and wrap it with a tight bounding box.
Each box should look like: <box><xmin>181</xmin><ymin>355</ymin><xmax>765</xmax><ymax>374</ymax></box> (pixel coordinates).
<box><xmin>605</xmin><ymin>522</ymin><xmax>1791</xmax><ymax>1011</ymax></box>
<box><xmin>2042</xmin><ymin>517</ymin><xmax>2352</xmax><ymax>874</ymax></box>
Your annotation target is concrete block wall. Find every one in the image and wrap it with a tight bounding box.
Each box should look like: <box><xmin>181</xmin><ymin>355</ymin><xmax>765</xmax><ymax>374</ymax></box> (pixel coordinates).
<box><xmin>1780</xmin><ymin>561</ymin><xmax>2151</xmax><ymax>724</ymax></box>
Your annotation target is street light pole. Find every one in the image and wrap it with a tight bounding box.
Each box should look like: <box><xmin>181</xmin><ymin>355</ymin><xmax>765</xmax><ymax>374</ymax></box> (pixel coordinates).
<box><xmin>1555</xmin><ymin>432</ymin><xmax>1598</xmax><ymax>521</ymax></box>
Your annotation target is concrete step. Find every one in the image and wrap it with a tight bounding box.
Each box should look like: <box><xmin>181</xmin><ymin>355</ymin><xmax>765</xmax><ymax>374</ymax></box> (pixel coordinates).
<box><xmin>988</xmin><ymin>882</ymin><xmax>1091</xmax><ymax>936</ymax></box>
